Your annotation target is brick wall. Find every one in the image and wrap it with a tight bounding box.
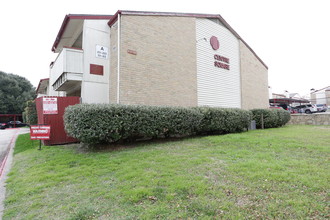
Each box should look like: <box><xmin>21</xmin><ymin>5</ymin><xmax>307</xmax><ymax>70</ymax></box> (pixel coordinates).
<box><xmin>239</xmin><ymin>40</ymin><xmax>269</xmax><ymax>109</ymax></box>
<box><xmin>117</xmin><ymin>15</ymin><xmax>198</xmax><ymax>107</ymax></box>
<box><xmin>109</xmin><ymin>21</ymin><xmax>118</xmax><ymax>103</ymax></box>
<box><xmin>109</xmin><ymin>15</ymin><xmax>269</xmax><ymax>109</ymax></box>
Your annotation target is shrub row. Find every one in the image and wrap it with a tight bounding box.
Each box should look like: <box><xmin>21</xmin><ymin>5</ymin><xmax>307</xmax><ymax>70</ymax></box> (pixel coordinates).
<box><xmin>64</xmin><ymin>104</ymin><xmax>253</xmax><ymax>144</ymax></box>
<box><xmin>251</xmin><ymin>108</ymin><xmax>291</xmax><ymax>129</ymax></box>
<box><xmin>196</xmin><ymin>107</ymin><xmax>253</xmax><ymax>135</ymax></box>
<box><xmin>64</xmin><ymin>104</ymin><xmax>202</xmax><ymax>144</ymax></box>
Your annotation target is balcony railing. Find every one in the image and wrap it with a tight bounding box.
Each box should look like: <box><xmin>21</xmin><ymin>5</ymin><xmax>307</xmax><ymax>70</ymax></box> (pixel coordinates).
<box><xmin>50</xmin><ymin>47</ymin><xmax>83</xmax><ymax>91</ymax></box>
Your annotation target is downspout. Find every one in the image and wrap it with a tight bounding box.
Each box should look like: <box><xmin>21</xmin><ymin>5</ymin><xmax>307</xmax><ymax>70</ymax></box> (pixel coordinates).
<box><xmin>117</xmin><ymin>13</ymin><xmax>121</xmax><ymax>104</ymax></box>
<box><xmin>238</xmin><ymin>41</ymin><xmax>243</xmax><ymax>109</ymax></box>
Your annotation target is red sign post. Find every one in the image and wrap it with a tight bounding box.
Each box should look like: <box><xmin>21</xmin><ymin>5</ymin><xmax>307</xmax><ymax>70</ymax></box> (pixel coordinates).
<box><xmin>30</xmin><ymin>125</ymin><xmax>51</xmax><ymax>150</ymax></box>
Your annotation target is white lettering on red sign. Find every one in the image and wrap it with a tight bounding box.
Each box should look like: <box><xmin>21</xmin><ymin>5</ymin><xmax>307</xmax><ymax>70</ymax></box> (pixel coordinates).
<box><xmin>30</xmin><ymin>125</ymin><xmax>51</xmax><ymax>140</ymax></box>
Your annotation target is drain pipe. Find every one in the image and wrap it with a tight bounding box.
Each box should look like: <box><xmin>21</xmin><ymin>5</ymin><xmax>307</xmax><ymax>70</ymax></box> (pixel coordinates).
<box><xmin>117</xmin><ymin>13</ymin><xmax>121</xmax><ymax>104</ymax></box>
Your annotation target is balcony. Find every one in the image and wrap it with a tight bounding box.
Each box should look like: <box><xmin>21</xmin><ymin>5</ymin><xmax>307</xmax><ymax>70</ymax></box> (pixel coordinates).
<box><xmin>50</xmin><ymin>47</ymin><xmax>83</xmax><ymax>92</ymax></box>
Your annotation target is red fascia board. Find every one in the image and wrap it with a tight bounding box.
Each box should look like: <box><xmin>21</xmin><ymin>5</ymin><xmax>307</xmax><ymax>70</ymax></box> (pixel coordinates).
<box><xmin>215</xmin><ymin>14</ymin><xmax>268</xmax><ymax>70</ymax></box>
<box><xmin>108</xmin><ymin>10</ymin><xmax>122</xmax><ymax>26</ymax></box>
<box><xmin>67</xmin><ymin>14</ymin><xmax>113</xmax><ymax>20</ymax></box>
<box><xmin>108</xmin><ymin>10</ymin><xmax>219</xmax><ymax>27</ymax></box>
<box><xmin>51</xmin><ymin>14</ymin><xmax>70</xmax><ymax>52</ymax></box>
<box><xmin>107</xmin><ymin>10</ymin><xmax>268</xmax><ymax>69</ymax></box>
<box><xmin>51</xmin><ymin>14</ymin><xmax>112</xmax><ymax>52</ymax></box>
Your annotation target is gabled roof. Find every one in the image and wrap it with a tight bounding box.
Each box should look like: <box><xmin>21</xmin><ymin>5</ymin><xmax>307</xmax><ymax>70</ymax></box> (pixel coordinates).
<box><xmin>52</xmin><ymin>14</ymin><xmax>112</xmax><ymax>52</ymax></box>
<box><xmin>36</xmin><ymin>78</ymin><xmax>49</xmax><ymax>94</ymax></box>
<box><xmin>51</xmin><ymin>10</ymin><xmax>268</xmax><ymax>69</ymax></box>
<box><xmin>311</xmin><ymin>86</ymin><xmax>330</xmax><ymax>93</ymax></box>
<box><xmin>108</xmin><ymin>10</ymin><xmax>268</xmax><ymax>69</ymax></box>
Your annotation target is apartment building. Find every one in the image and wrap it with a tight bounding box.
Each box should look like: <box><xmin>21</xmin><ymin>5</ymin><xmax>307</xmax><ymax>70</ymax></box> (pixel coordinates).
<box><xmin>310</xmin><ymin>86</ymin><xmax>330</xmax><ymax>105</ymax></box>
<box><xmin>39</xmin><ymin>10</ymin><xmax>269</xmax><ymax>109</ymax></box>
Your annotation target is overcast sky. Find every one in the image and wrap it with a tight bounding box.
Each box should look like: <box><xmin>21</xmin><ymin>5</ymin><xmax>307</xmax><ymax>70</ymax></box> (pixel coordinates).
<box><xmin>0</xmin><ymin>0</ymin><xmax>329</xmax><ymax>97</ymax></box>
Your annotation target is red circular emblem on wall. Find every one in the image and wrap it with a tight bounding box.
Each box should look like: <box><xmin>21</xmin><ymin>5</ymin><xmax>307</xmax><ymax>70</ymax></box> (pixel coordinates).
<box><xmin>210</xmin><ymin>36</ymin><xmax>219</xmax><ymax>50</ymax></box>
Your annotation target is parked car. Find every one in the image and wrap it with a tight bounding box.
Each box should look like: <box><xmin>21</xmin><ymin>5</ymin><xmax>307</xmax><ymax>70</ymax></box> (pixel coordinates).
<box><xmin>294</xmin><ymin>104</ymin><xmax>318</xmax><ymax>114</ymax></box>
<box><xmin>0</xmin><ymin>121</ymin><xmax>27</xmax><ymax>129</ymax></box>
<box><xmin>270</xmin><ymin>104</ymin><xmax>296</xmax><ymax>113</ymax></box>
<box><xmin>277</xmin><ymin>104</ymin><xmax>289</xmax><ymax>110</ymax></box>
<box><xmin>276</xmin><ymin>104</ymin><xmax>296</xmax><ymax>113</ymax></box>
<box><xmin>269</xmin><ymin>106</ymin><xmax>282</xmax><ymax>109</ymax></box>
<box><xmin>0</xmin><ymin>122</ymin><xmax>7</xmax><ymax>129</ymax></box>
<box><xmin>316</xmin><ymin>104</ymin><xmax>328</xmax><ymax>112</ymax></box>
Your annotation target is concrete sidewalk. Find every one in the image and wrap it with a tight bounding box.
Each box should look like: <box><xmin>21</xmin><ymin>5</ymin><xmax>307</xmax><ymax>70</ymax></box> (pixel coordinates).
<box><xmin>0</xmin><ymin>128</ymin><xmax>30</xmax><ymax>219</ymax></box>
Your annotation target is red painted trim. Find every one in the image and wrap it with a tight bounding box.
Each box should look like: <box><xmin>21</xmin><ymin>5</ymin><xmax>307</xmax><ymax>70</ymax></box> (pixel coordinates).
<box><xmin>215</xmin><ymin>14</ymin><xmax>268</xmax><ymax>69</ymax></box>
<box><xmin>52</xmin><ymin>11</ymin><xmax>268</xmax><ymax>69</ymax></box>
<box><xmin>107</xmin><ymin>10</ymin><xmax>221</xmax><ymax>27</ymax></box>
<box><xmin>69</xmin><ymin>15</ymin><xmax>113</xmax><ymax>20</ymax></box>
<box><xmin>210</xmin><ymin>36</ymin><xmax>220</xmax><ymax>50</ymax></box>
<box><xmin>108</xmin><ymin>10</ymin><xmax>223</xmax><ymax>27</ymax></box>
<box><xmin>52</xmin><ymin>14</ymin><xmax>112</xmax><ymax>52</ymax></box>
<box><xmin>90</xmin><ymin>64</ymin><xmax>104</xmax><ymax>75</ymax></box>
<box><xmin>0</xmin><ymin>129</ymin><xmax>19</xmax><ymax>179</ymax></box>
<box><xmin>127</xmin><ymin>49</ymin><xmax>137</xmax><ymax>55</ymax></box>
<box><xmin>108</xmin><ymin>10</ymin><xmax>121</xmax><ymax>27</ymax></box>
<box><xmin>52</xmin><ymin>14</ymin><xmax>70</xmax><ymax>52</ymax></box>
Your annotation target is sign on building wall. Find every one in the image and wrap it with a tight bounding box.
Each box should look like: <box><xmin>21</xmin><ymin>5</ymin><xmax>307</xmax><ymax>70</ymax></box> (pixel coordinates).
<box><xmin>96</xmin><ymin>45</ymin><xmax>109</xmax><ymax>59</ymax></box>
<box><xmin>210</xmin><ymin>36</ymin><xmax>230</xmax><ymax>71</ymax></box>
<box><xmin>196</xmin><ymin>18</ymin><xmax>241</xmax><ymax>108</ymax></box>
<box><xmin>43</xmin><ymin>97</ymin><xmax>58</xmax><ymax>114</ymax></box>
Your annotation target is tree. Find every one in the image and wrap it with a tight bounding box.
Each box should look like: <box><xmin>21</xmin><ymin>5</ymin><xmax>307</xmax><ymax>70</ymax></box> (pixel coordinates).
<box><xmin>0</xmin><ymin>71</ymin><xmax>36</xmax><ymax>114</ymax></box>
<box><xmin>23</xmin><ymin>100</ymin><xmax>38</xmax><ymax>124</ymax></box>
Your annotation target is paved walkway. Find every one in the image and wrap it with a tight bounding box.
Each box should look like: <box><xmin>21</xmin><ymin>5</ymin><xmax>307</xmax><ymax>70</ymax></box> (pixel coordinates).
<box><xmin>0</xmin><ymin>128</ymin><xmax>30</xmax><ymax>219</ymax></box>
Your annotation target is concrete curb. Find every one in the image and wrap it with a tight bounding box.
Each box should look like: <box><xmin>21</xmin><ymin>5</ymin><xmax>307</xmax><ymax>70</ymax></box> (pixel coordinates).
<box><xmin>0</xmin><ymin>129</ymin><xmax>18</xmax><ymax>179</ymax></box>
<box><xmin>0</xmin><ymin>128</ymin><xmax>28</xmax><ymax>219</ymax></box>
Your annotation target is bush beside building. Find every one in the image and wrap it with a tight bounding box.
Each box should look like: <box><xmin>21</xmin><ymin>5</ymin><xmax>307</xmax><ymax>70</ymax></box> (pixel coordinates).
<box><xmin>64</xmin><ymin>104</ymin><xmax>203</xmax><ymax>144</ymax></box>
<box><xmin>64</xmin><ymin>104</ymin><xmax>290</xmax><ymax>145</ymax></box>
<box><xmin>251</xmin><ymin>108</ymin><xmax>291</xmax><ymax>129</ymax></box>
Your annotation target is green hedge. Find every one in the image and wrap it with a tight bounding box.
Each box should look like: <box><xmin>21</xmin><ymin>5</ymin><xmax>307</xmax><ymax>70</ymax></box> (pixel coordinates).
<box><xmin>64</xmin><ymin>104</ymin><xmax>289</xmax><ymax>145</ymax></box>
<box><xmin>196</xmin><ymin>107</ymin><xmax>252</xmax><ymax>135</ymax></box>
<box><xmin>251</xmin><ymin>108</ymin><xmax>291</xmax><ymax>129</ymax></box>
<box><xmin>64</xmin><ymin>104</ymin><xmax>203</xmax><ymax>144</ymax></box>
<box><xmin>64</xmin><ymin>104</ymin><xmax>253</xmax><ymax>144</ymax></box>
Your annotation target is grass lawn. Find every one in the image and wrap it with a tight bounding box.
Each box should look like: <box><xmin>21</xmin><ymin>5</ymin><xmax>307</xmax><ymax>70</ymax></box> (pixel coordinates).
<box><xmin>3</xmin><ymin>125</ymin><xmax>329</xmax><ymax>219</ymax></box>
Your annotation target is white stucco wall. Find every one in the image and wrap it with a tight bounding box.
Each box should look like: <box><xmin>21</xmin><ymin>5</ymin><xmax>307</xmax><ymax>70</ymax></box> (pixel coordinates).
<box><xmin>81</xmin><ymin>19</ymin><xmax>110</xmax><ymax>104</ymax></box>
